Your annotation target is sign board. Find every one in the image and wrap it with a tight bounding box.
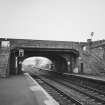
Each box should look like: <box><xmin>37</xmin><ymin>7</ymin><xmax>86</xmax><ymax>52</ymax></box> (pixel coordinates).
<box><xmin>19</xmin><ymin>49</ymin><xmax>24</xmax><ymax>57</ymax></box>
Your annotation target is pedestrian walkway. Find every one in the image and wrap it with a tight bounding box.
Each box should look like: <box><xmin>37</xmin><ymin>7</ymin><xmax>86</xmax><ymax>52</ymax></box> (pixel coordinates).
<box><xmin>0</xmin><ymin>74</ymin><xmax>59</xmax><ymax>105</ymax></box>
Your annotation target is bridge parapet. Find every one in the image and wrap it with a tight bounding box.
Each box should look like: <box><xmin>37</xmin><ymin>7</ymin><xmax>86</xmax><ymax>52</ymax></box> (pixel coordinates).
<box><xmin>9</xmin><ymin>39</ymin><xmax>81</xmax><ymax>51</ymax></box>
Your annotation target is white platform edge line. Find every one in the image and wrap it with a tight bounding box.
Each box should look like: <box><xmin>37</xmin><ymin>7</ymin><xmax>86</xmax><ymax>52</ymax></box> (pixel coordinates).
<box><xmin>24</xmin><ymin>73</ymin><xmax>59</xmax><ymax>105</ymax></box>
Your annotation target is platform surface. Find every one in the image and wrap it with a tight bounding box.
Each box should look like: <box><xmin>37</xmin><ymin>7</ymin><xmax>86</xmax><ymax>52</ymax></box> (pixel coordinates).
<box><xmin>64</xmin><ymin>73</ymin><xmax>105</xmax><ymax>82</ymax></box>
<box><xmin>0</xmin><ymin>74</ymin><xmax>59</xmax><ymax>105</ymax></box>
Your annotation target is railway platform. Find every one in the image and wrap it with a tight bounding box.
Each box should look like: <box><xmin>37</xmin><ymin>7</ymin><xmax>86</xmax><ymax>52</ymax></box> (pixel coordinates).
<box><xmin>0</xmin><ymin>73</ymin><xmax>59</xmax><ymax>105</ymax></box>
<box><xmin>64</xmin><ymin>73</ymin><xmax>105</xmax><ymax>82</ymax></box>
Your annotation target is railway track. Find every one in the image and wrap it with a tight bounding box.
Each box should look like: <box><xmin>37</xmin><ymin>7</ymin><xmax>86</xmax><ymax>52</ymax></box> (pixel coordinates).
<box><xmin>32</xmin><ymin>75</ymin><xmax>84</xmax><ymax>105</ymax></box>
<box><xmin>63</xmin><ymin>74</ymin><xmax>105</xmax><ymax>92</ymax></box>
<box><xmin>61</xmin><ymin>77</ymin><xmax>105</xmax><ymax>98</ymax></box>
<box><xmin>32</xmin><ymin>74</ymin><xmax>104</xmax><ymax>105</ymax></box>
<box><xmin>36</xmin><ymin>78</ymin><xmax>79</xmax><ymax>105</ymax></box>
<box><xmin>50</xmin><ymin>77</ymin><xmax>105</xmax><ymax>104</ymax></box>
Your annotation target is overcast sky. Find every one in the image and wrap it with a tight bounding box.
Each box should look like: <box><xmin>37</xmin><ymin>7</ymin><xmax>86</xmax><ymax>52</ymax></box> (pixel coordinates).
<box><xmin>0</xmin><ymin>0</ymin><xmax>105</xmax><ymax>42</ymax></box>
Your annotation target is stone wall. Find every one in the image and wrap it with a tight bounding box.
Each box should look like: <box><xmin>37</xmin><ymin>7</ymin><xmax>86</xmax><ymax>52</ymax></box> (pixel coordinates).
<box><xmin>79</xmin><ymin>40</ymin><xmax>105</xmax><ymax>76</ymax></box>
<box><xmin>0</xmin><ymin>41</ymin><xmax>10</xmax><ymax>77</ymax></box>
<box><xmin>0</xmin><ymin>50</ymin><xmax>10</xmax><ymax>77</ymax></box>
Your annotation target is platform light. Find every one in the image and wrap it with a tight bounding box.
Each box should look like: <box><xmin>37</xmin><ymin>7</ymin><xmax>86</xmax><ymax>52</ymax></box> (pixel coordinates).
<box><xmin>67</xmin><ymin>61</ymin><xmax>70</xmax><ymax>65</ymax></box>
<box><xmin>83</xmin><ymin>46</ymin><xmax>87</xmax><ymax>51</ymax></box>
<box><xmin>78</xmin><ymin>57</ymin><xmax>82</xmax><ymax>60</ymax></box>
<box><xmin>91</xmin><ymin>32</ymin><xmax>94</xmax><ymax>40</ymax></box>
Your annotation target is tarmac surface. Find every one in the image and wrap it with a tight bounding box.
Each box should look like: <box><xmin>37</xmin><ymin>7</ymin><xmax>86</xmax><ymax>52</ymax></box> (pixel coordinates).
<box><xmin>0</xmin><ymin>75</ymin><xmax>39</xmax><ymax>105</ymax></box>
<box><xmin>0</xmin><ymin>74</ymin><xmax>59</xmax><ymax>105</ymax></box>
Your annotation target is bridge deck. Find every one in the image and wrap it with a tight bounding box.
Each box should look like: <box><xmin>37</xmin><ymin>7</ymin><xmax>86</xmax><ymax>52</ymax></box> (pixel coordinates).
<box><xmin>0</xmin><ymin>74</ymin><xmax>58</xmax><ymax>105</ymax></box>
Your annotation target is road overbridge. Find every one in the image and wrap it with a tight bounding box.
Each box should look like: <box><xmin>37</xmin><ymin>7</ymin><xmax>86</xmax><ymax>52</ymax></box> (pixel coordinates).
<box><xmin>9</xmin><ymin>39</ymin><xmax>80</xmax><ymax>75</ymax></box>
<box><xmin>0</xmin><ymin>38</ymin><xmax>105</xmax><ymax>77</ymax></box>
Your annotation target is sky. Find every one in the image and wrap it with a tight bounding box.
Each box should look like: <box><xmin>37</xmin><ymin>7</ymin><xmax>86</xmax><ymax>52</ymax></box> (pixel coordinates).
<box><xmin>0</xmin><ymin>0</ymin><xmax>105</xmax><ymax>42</ymax></box>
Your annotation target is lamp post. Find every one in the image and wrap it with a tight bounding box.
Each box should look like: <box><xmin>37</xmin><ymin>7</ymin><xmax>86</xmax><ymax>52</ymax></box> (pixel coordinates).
<box><xmin>67</xmin><ymin>61</ymin><xmax>70</xmax><ymax>65</ymax></box>
<box><xmin>90</xmin><ymin>32</ymin><xmax>94</xmax><ymax>41</ymax></box>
